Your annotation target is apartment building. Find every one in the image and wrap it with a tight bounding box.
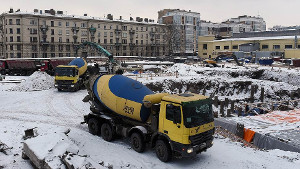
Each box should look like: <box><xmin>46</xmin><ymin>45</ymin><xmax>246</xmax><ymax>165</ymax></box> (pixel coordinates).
<box><xmin>0</xmin><ymin>9</ymin><xmax>168</xmax><ymax>58</ymax></box>
<box><xmin>200</xmin><ymin>15</ymin><xmax>266</xmax><ymax>37</ymax></box>
<box><xmin>158</xmin><ymin>9</ymin><xmax>200</xmax><ymax>56</ymax></box>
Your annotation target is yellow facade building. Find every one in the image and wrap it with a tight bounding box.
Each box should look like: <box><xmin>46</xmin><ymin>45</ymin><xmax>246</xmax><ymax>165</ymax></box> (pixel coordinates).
<box><xmin>198</xmin><ymin>35</ymin><xmax>300</xmax><ymax>59</ymax></box>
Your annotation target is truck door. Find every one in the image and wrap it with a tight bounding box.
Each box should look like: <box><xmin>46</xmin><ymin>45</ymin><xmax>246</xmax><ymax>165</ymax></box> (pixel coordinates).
<box><xmin>162</xmin><ymin>103</ymin><xmax>183</xmax><ymax>143</ymax></box>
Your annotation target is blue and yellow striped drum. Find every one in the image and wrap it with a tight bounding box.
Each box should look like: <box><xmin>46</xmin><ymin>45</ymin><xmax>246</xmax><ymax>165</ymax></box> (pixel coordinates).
<box><xmin>68</xmin><ymin>58</ymin><xmax>87</xmax><ymax>76</ymax></box>
<box><xmin>93</xmin><ymin>75</ymin><xmax>154</xmax><ymax>122</ymax></box>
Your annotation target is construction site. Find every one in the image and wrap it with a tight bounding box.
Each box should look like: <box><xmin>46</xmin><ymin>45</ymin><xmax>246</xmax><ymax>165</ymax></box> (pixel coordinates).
<box><xmin>0</xmin><ymin>55</ymin><xmax>299</xmax><ymax>168</ymax></box>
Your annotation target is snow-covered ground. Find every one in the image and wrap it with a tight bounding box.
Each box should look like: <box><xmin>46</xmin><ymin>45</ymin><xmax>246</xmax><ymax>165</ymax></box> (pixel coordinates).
<box><xmin>0</xmin><ymin>70</ymin><xmax>299</xmax><ymax>168</ymax></box>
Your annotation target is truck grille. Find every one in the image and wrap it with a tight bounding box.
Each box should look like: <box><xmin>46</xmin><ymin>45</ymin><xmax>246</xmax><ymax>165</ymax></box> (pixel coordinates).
<box><xmin>57</xmin><ymin>80</ymin><xmax>73</xmax><ymax>85</ymax></box>
<box><xmin>189</xmin><ymin>129</ymin><xmax>214</xmax><ymax>146</ymax></box>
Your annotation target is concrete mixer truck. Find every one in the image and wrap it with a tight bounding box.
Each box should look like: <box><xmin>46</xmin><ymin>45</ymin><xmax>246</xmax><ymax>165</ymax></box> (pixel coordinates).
<box><xmin>54</xmin><ymin>42</ymin><xmax>114</xmax><ymax>91</ymax></box>
<box><xmin>83</xmin><ymin>75</ymin><xmax>215</xmax><ymax>162</ymax></box>
<box><xmin>54</xmin><ymin>58</ymin><xmax>88</xmax><ymax>91</ymax></box>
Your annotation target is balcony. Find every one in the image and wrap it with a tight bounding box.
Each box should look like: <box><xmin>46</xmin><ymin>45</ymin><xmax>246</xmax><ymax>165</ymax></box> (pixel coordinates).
<box><xmin>129</xmin><ymin>43</ymin><xmax>136</xmax><ymax>46</ymax></box>
<box><xmin>129</xmin><ymin>30</ymin><xmax>135</xmax><ymax>34</ymax></box>
<box><xmin>115</xmin><ymin>29</ymin><xmax>122</xmax><ymax>33</ymax></box>
<box><xmin>115</xmin><ymin>43</ymin><xmax>122</xmax><ymax>46</ymax></box>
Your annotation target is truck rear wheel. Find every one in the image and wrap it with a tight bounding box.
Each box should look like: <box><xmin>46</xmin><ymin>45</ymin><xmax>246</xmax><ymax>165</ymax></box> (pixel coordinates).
<box><xmin>101</xmin><ymin>123</ymin><xmax>114</xmax><ymax>142</ymax></box>
<box><xmin>88</xmin><ymin>118</ymin><xmax>100</xmax><ymax>135</ymax></box>
<box><xmin>131</xmin><ymin>133</ymin><xmax>145</xmax><ymax>153</ymax></box>
<box><xmin>155</xmin><ymin>140</ymin><xmax>172</xmax><ymax>162</ymax></box>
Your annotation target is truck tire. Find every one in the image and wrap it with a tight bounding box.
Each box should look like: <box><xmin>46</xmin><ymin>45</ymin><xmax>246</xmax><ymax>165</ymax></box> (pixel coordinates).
<box><xmin>101</xmin><ymin>123</ymin><xmax>114</xmax><ymax>142</ymax></box>
<box><xmin>155</xmin><ymin>140</ymin><xmax>172</xmax><ymax>162</ymax></box>
<box><xmin>131</xmin><ymin>133</ymin><xmax>145</xmax><ymax>153</ymax></box>
<box><xmin>88</xmin><ymin>118</ymin><xmax>100</xmax><ymax>135</ymax></box>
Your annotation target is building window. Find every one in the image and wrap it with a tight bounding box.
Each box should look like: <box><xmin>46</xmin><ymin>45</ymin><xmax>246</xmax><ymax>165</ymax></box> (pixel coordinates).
<box><xmin>98</xmin><ymin>24</ymin><xmax>100</xmax><ymax>28</ymax></box>
<box><xmin>98</xmin><ymin>32</ymin><xmax>101</xmax><ymax>37</ymax></box>
<box><xmin>10</xmin><ymin>45</ymin><xmax>13</xmax><ymax>50</ymax></box>
<box><xmin>122</xmin><ymin>26</ymin><xmax>127</xmax><ymax>31</ymax></box>
<box><xmin>110</xmin><ymin>39</ymin><xmax>113</xmax><ymax>44</ymax></box>
<box><xmin>17</xmin><ymin>36</ymin><xmax>21</xmax><ymax>42</ymax></box>
<box><xmin>215</xmin><ymin>46</ymin><xmax>220</xmax><ymax>50</ymax></box>
<box><xmin>104</xmin><ymin>32</ymin><xmax>107</xmax><ymax>37</ymax></box>
<box><xmin>81</xmin><ymin>30</ymin><xmax>87</xmax><ymax>36</ymax></box>
<box><xmin>58</xmin><ymin>30</ymin><xmax>62</xmax><ymax>35</ymax></box>
<box><xmin>17</xmin><ymin>28</ymin><xmax>20</xmax><ymax>34</ymax></box>
<box><xmin>66</xmin><ymin>45</ymin><xmax>70</xmax><ymax>51</ymax></box>
<box><xmin>123</xmin><ymin>46</ymin><xmax>127</xmax><ymax>50</ymax></box>
<box><xmin>51</xmin><ymin>53</ymin><xmax>55</xmax><ymax>57</ymax></box>
<box><xmin>59</xmin><ymin>53</ymin><xmax>63</xmax><ymax>57</ymax></box>
<box><xmin>122</xmin><ymin>39</ymin><xmax>127</xmax><ymax>44</ymax></box>
<box><xmin>136</xmin><ymin>40</ymin><xmax>138</xmax><ymax>44</ymax></box>
<box><xmin>59</xmin><ymin>37</ymin><xmax>62</xmax><ymax>42</ymax></box>
<box><xmin>224</xmin><ymin>46</ymin><xmax>229</xmax><ymax>50</ymax></box>
<box><xmin>51</xmin><ymin>37</ymin><xmax>54</xmax><ymax>43</ymax></box>
<box><xmin>30</xmin><ymin>19</ymin><xmax>37</xmax><ymax>25</ymax></box>
<box><xmin>51</xmin><ymin>45</ymin><xmax>55</xmax><ymax>51</ymax></box>
<box><xmin>16</xmin><ymin>19</ymin><xmax>20</xmax><ymax>25</ymax></box>
<box><xmin>58</xmin><ymin>45</ymin><xmax>63</xmax><ymax>51</ymax></box>
<box><xmin>203</xmin><ymin>44</ymin><xmax>207</xmax><ymax>50</ymax></box>
<box><xmin>9</xmin><ymin>28</ymin><xmax>13</xmax><ymax>34</ymax></box>
<box><xmin>285</xmin><ymin>45</ymin><xmax>293</xmax><ymax>49</ymax></box>
<box><xmin>298</xmin><ymin>45</ymin><xmax>300</xmax><ymax>48</ymax></box>
<box><xmin>141</xmin><ymin>40</ymin><xmax>143</xmax><ymax>45</ymax></box>
<box><xmin>51</xmin><ymin>21</ymin><xmax>54</xmax><ymax>27</ymax></box>
<box><xmin>66</xmin><ymin>30</ymin><xmax>70</xmax><ymax>36</ymax></box>
<box><xmin>9</xmin><ymin>19</ymin><xmax>13</xmax><ymax>25</ymax></box>
<box><xmin>232</xmin><ymin>45</ymin><xmax>238</xmax><ymax>49</ymax></box>
<box><xmin>58</xmin><ymin>21</ymin><xmax>62</xmax><ymax>27</ymax></box>
<box><xmin>104</xmin><ymin>39</ymin><xmax>107</xmax><ymax>44</ymax></box>
<box><xmin>66</xmin><ymin>38</ymin><xmax>69</xmax><ymax>43</ymax></box>
<box><xmin>32</xmin><ymin>45</ymin><xmax>37</xmax><ymax>51</ymax></box>
<box><xmin>17</xmin><ymin>45</ymin><xmax>21</xmax><ymax>50</ymax></box>
<box><xmin>273</xmin><ymin>45</ymin><xmax>280</xmax><ymax>49</ymax></box>
<box><xmin>51</xmin><ymin>29</ymin><xmax>54</xmax><ymax>35</ymax></box>
<box><xmin>30</xmin><ymin>28</ymin><xmax>37</xmax><ymax>34</ymax></box>
<box><xmin>110</xmin><ymin>32</ymin><xmax>113</xmax><ymax>37</ymax></box>
<box><xmin>17</xmin><ymin>53</ymin><xmax>21</xmax><ymax>58</ymax></box>
<box><xmin>81</xmin><ymin>23</ymin><xmax>86</xmax><ymax>28</ymax></box>
<box><xmin>262</xmin><ymin>45</ymin><xmax>268</xmax><ymax>49</ymax></box>
<box><xmin>66</xmin><ymin>21</ymin><xmax>69</xmax><ymax>27</ymax></box>
<box><xmin>10</xmin><ymin>36</ymin><xmax>13</xmax><ymax>42</ymax></box>
<box><xmin>122</xmin><ymin>32</ymin><xmax>127</xmax><ymax>38</ymax></box>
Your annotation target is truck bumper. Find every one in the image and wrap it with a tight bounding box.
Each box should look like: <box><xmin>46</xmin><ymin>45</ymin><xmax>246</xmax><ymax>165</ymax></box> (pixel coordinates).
<box><xmin>172</xmin><ymin>139</ymin><xmax>214</xmax><ymax>158</ymax></box>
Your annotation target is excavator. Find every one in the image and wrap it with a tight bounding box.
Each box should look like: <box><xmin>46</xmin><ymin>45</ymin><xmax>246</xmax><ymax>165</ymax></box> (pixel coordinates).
<box><xmin>204</xmin><ymin>52</ymin><xmax>243</xmax><ymax>67</ymax></box>
<box><xmin>54</xmin><ymin>42</ymin><xmax>115</xmax><ymax>91</ymax></box>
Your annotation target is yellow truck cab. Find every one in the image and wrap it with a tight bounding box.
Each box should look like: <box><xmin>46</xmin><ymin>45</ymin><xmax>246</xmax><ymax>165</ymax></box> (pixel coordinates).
<box><xmin>155</xmin><ymin>93</ymin><xmax>214</xmax><ymax>160</ymax></box>
<box><xmin>54</xmin><ymin>65</ymin><xmax>80</xmax><ymax>91</ymax></box>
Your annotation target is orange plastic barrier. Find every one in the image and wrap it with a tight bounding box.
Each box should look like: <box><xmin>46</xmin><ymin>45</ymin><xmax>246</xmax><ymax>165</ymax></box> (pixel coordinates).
<box><xmin>244</xmin><ymin>128</ymin><xmax>256</xmax><ymax>143</ymax></box>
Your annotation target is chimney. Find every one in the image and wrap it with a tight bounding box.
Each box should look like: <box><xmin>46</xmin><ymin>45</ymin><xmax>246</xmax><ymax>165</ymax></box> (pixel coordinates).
<box><xmin>84</xmin><ymin>13</ymin><xmax>87</xmax><ymax>16</ymax></box>
<box><xmin>40</xmin><ymin>10</ymin><xmax>43</xmax><ymax>14</ymax></box>
<box><xmin>107</xmin><ymin>14</ymin><xmax>113</xmax><ymax>20</ymax></box>
<box><xmin>136</xmin><ymin>17</ymin><xmax>140</xmax><ymax>21</ymax></box>
<box><xmin>9</xmin><ymin>8</ymin><xmax>14</xmax><ymax>13</ymax></box>
<box><xmin>144</xmin><ymin>18</ymin><xmax>148</xmax><ymax>22</ymax></box>
<box><xmin>57</xmin><ymin>11</ymin><xmax>63</xmax><ymax>14</ymax></box>
<box><xmin>120</xmin><ymin>16</ymin><xmax>122</xmax><ymax>20</ymax></box>
<box><xmin>49</xmin><ymin>9</ymin><xmax>56</xmax><ymax>15</ymax></box>
<box><xmin>130</xmin><ymin>17</ymin><xmax>133</xmax><ymax>21</ymax></box>
<box><xmin>34</xmin><ymin>9</ymin><xmax>38</xmax><ymax>13</ymax></box>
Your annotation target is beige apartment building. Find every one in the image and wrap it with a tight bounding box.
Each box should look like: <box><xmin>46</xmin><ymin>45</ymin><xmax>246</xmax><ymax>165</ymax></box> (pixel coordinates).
<box><xmin>0</xmin><ymin>9</ymin><xmax>169</xmax><ymax>58</ymax></box>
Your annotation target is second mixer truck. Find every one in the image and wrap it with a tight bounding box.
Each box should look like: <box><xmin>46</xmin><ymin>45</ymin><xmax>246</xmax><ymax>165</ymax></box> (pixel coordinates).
<box><xmin>83</xmin><ymin>74</ymin><xmax>215</xmax><ymax>162</ymax></box>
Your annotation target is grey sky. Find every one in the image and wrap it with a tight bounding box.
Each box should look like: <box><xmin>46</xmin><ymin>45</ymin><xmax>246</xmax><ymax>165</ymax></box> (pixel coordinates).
<box><xmin>2</xmin><ymin>0</ymin><xmax>299</xmax><ymax>28</ymax></box>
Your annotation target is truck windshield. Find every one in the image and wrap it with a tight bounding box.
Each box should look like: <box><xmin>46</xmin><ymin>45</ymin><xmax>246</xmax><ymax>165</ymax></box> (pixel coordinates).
<box><xmin>55</xmin><ymin>67</ymin><xmax>76</xmax><ymax>77</ymax></box>
<box><xmin>182</xmin><ymin>99</ymin><xmax>213</xmax><ymax>128</ymax></box>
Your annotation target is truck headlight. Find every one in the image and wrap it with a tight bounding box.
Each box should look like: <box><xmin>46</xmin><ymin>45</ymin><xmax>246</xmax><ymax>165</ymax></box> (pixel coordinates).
<box><xmin>54</xmin><ymin>84</ymin><xmax>58</xmax><ymax>87</ymax></box>
<box><xmin>187</xmin><ymin>148</ymin><xmax>193</xmax><ymax>153</ymax></box>
<box><xmin>71</xmin><ymin>85</ymin><xmax>74</xmax><ymax>87</ymax></box>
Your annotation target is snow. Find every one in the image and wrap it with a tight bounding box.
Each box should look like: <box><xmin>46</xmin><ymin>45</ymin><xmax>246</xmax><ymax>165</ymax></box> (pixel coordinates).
<box><xmin>0</xmin><ymin>64</ymin><xmax>300</xmax><ymax>168</ymax></box>
<box><xmin>9</xmin><ymin>71</ymin><xmax>54</xmax><ymax>92</ymax></box>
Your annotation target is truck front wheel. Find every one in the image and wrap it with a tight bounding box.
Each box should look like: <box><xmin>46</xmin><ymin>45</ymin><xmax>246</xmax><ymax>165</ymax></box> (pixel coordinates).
<box><xmin>101</xmin><ymin>123</ymin><xmax>114</xmax><ymax>142</ymax></box>
<box><xmin>131</xmin><ymin>133</ymin><xmax>145</xmax><ymax>153</ymax></box>
<box><xmin>88</xmin><ymin>118</ymin><xmax>100</xmax><ymax>135</ymax></box>
<box><xmin>155</xmin><ymin>140</ymin><xmax>172</xmax><ymax>162</ymax></box>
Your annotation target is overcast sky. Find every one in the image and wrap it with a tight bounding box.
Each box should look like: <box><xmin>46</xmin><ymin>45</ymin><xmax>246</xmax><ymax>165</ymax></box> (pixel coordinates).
<box><xmin>1</xmin><ymin>0</ymin><xmax>299</xmax><ymax>28</ymax></box>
